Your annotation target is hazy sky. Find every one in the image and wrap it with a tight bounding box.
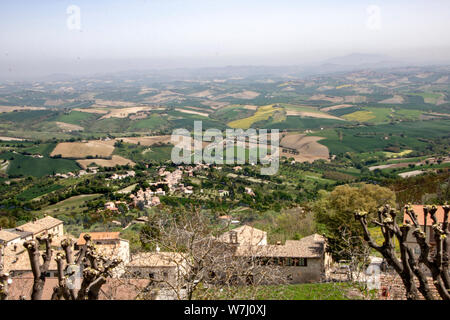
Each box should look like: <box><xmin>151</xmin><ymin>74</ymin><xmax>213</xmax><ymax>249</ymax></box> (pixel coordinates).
<box><xmin>1</xmin><ymin>0</ymin><xmax>450</xmax><ymax>78</ymax></box>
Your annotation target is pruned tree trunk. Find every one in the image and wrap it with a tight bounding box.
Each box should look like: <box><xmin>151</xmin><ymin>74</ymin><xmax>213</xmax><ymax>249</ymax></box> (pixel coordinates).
<box><xmin>22</xmin><ymin>233</ymin><xmax>121</xmax><ymax>300</ymax></box>
<box><xmin>0</xmin><ymin>244</ymin><xmax>11</xmax><ymax>300</ymax></box>
<box><xmin>355</xmin><ymin>204</ymin><xmax>450</xmax><ymax>300</ymax></box>
<box><xmin>23</xmin><ymin>234</ymin><xmax>53</xmax><ymax>300</ymax></box>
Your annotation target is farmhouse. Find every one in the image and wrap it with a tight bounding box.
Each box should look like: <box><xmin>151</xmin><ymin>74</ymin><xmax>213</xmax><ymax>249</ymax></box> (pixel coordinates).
<box><xmin>218</xmin><ymin>225</ymin><xmax>267</xmax><ymax>246</ymax></box>
<box><xmin>403</xmin><ymin>205</ymin><xmax>449</xmax><ymax>256</ymax></box>
<box><xmin>104</xmin><ymin>201</ymin><xmax>118</xmax><ymax>211</ymax></box>
<box><xmin>108</xmin><ymin>170</ymin><xmax>136</xmax><ymax>180</ymax></box>
<box><xmin>126</xmin><ymin>252</ymin><xmax>187</xmax><ymax>289</ymax></box>
<box><xmin>244</xmin><ymin>187</ymin><xmax>255</xmax><ymax>196</ymax></box>
<box><xmin>218</xmin><ymin>190</ymin><xmax>229</xmax><ymax>197</ymax></box>
<box><xmin>129</xmin><ymin>188</ymin><xmax>162</xmax><ymax>208</ymax></box>
<box><xmin>234</xmin><ymin>234</ymin><xmax>332</xmax><ymax>283</ymax></box>
<box><xmin>15</xmin><ymin>216</ymin><xmax>64</xmax><ymax>238</ymax></box>
<box><xmin>75</xmin><ymin>232</ymin><xmax>130</xmax><ymax>277</ymax></box>
<box><xmin>0</xmin><ymin>229</ymin><xmax>23</xmax><ymax>247</ymax></box>
<box><xmin>2</xmin><ymin>245</ymin><xmax>61</xmax><ymax>277</ymax></box>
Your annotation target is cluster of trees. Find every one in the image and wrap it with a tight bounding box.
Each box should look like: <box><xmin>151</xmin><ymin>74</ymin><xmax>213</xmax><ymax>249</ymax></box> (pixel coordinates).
<box><xmin>313</xmin><ymin>183</ymin><xmax>396</xmax><ymax>261</ymax></box>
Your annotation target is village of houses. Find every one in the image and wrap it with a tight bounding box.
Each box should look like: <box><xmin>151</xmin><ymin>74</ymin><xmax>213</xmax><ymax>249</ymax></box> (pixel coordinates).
<box><xmin>0</xmin><ymin>159</ymin><xmax>341</xmax><ymax>300</ymax></box>
<box><xmin>2</xmin><ymin>159</ymin><xmax>443</xmax><ymax>300</ymax></box>
<box><xmin>102</xmin><ymin>164</ymin><xmax>255</xmax><ymax>215</ymax></box>
<box><xmin>0</xmin><ymin>212</ymin><xmax>334</xmax><ymax>299</ymax></box>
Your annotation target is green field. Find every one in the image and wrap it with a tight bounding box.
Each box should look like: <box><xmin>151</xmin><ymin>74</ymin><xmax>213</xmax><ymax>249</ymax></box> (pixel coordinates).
<box><xmin>228</xmin><ymin>105</ymin><xmax>281</xmax><ymax>129</ymax></box>
<box><xmin>22</xmin><ymin>143</ymin><xmax>57</xmax><ymax>156</ymax></box>
<box><xmin>342</xmin><ymin>110</ymin><xmax>376</xmax><ymax>122</ymax></box>
<box><xmin>211</xmin><ymin>105</ymin><xmax>255</xmax><ymax>122</ymax></box>
<box><xmin>129</xmin><ymin>114</ymin><xmax>170</xmax><ymax>131</ymax></box>
<box><xmin>327</xmin><ymin>106</ymin><xmax>361</xmax><ymax>117</ymax></box>
<box><xmin>16</xmin><ymin>183</ymin><xmax>64</xmax><ymax>201</ymax></box>
<box><xmin>39</xmin><ymin>194</ymin><xmax>102</xmax><ymax>216</ymax></box>
<box><xmin>313</xmin><ymin>120</ymin><xmax>450</xmax><ymax>154</ymax></box>
<box><xmin>200</xmin><ymin>282</ymin><xmax>357</xmax><ymax>300</ymax></box>
<box><xmin>406</xmin><ymin>92</ymin><xmax>443</xmax><ymax>104</ymax></box>
<box><xmin>342</xmin><ymin>107</ymin><xmax>423</xmax><ymax>123</ymax></box>
<box><xmin>0</xmin><ymin>151</ymin><xmax>80</xmax><ymax>177</ymax></box>
<box><xmin>52</xmin><ymin>111</ymin><xmax>97</xmax><ymax>125</ymax></box>
<box><xmin>114</xmin><ymin>143</ymin><xmax>174</xmax><ymax>162</ymax></box>
<box><xmin>263</xmin><ymin>116</ymin><xmax>343</xmax><ymax>130</ymax></box>
<box><xmin>0</xmin><ymin>110</ymin><xmax>55</xmax><ymax>122</ymax></box>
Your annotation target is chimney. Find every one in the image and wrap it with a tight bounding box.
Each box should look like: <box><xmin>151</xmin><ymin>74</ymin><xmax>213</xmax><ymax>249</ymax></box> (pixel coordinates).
<box><xmin>230</xmin><ymin>231</ymin><xmax>237</xmax><ymax>244</ymax></box>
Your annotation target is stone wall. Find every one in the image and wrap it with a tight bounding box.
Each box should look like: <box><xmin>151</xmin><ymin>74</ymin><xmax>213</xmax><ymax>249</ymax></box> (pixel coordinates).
<box><xmin>379</xmin><ymin>273</ymin><xmax>441</xmax><ymax>300</ymax></box>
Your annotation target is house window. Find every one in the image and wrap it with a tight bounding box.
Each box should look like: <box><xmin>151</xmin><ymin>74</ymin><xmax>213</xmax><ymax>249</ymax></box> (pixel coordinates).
<box><xmin>132</xmin><ymin>271</ymin><xmax>141</xmax><ymax>277</ymax></box>
<box><xmin>149</xmin><ymin>273</ymin><xmax>154</xmax><ymax>279</ymax></box>
<box><xmin>414</xmin><ymin>247</ymin><xmax>421</xmax><ymax>255</ymax></box>
<box><xmin>292</xmin><ymin>258</ymin><xmax>307</xmax><ymax>267</ymax></box>
<box><xmin>163</xmin><ymin>272</ymin><xmax>168</xmax><ymax>279</ymax></box>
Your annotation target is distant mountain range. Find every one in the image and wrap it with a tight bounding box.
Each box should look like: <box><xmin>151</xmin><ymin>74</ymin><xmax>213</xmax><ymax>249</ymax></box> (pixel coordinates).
<box><xmin>1</xmin><ymin>53</ymin><xmax>446</xmax><ymax>83</ymax></box>
<box><xmin>301</xmin><ymin>53</ymin><xmax>407</xmax><ymax>75</ymax></box>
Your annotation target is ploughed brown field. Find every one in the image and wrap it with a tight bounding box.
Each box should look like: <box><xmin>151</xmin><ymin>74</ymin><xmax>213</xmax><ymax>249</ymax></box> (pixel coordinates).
<box><xmin>280</xmin><ymin>133</ymin><xmax>329</xmax><ymax>163</ymax></box>
<box><xmin>0</xmin><ymin>106</ymin><xmax>46</xmax><ymax>113</ymax></box>
<box><xmin>116</xmin><ymin>135</ymin><xmax>172</xmax><ymax>146</ymax></box>
<box><xmin>55</xmin><ymin>122</ymin><xmax>84</xmax><ymax>132</ymax></box>
<box><xmin>50</xmin><ymin>140</ymin><xmax>115</xmax><ymax>158</ymax></box>
<box><xmin>175</xmin><ymin>108</ymin><xmax>210</xmax><ymax>117</ymax></box>
<box><xmin>99</xmin><ymin>106</ymin><xmax>154</xmax><ymax>119</ymax></box>
<box><xmin>378</xmin><ymin>95</ymin><xmax>405</xmax><ymax>104</ymax></box>
<box><xmin>285</xmin><ymin>110</ymin><xmax>343</xmax><ymax>120</ymax></box>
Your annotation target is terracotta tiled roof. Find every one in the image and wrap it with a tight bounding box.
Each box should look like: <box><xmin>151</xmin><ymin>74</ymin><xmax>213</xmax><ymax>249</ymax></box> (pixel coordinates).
<box><xmin>76</xmin><ymin>232</ymin><xmax>121</xmax><ymax>246</ymax></box>
<box><xmin>8</xmin><ymin>273</ymin><xmax>58</xmax><ymax>299</ymax></box>
<box><xmin>50</xmin><ymin>236</ymin><xmax>78</xmax><ymax>248</ymax></box>
<box><xmin>94</xmin><ymin>243</ymin><xmax>126</xmax><ymax>259</ymax></box>
<box><xmin>16</xmin><ymin>216</ymin><xmax>63</xmax><ymax>235</ymax></box>
<box><xmin>128</xmin><ymin>252</ymin><xmax>185</xmax><ymax>268</ymax></box>
<box><xmin>234</xmin><ymin>233</ymin><xmax>326</xmax><ymax>258</ymax></box>
<box><xmin>403</xmin><ymin>205</ymin><xmax>447</xmax><ymax>226</ymax></box>
<box><xmin>218</xmin><ymin>225</ymin><xmax>266</xmax><ymax>246</ymax></box>
<box><xmin>8</xmin><ymin>274</ymin><xmax>150</xmax><ymax>300</ymax></box>
<box><xmin>2</xmin><ymin>246</ymin><xmax>60</xmax><ymax>273</ymax></box>
<box><xmin>0</xmin><ymin>229</ymin><xmax>21</xmax><ymax>243</ymax></box>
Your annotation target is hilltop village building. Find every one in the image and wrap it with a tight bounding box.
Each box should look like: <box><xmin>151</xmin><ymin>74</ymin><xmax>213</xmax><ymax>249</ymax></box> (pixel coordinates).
<box><xmin>403</xmin><ymin>205</ymin><xmax>450</xmax><ymax>257</ymax></box>
<box><xmin>216</xmin><ymin>226</ymin><xmax>332</xmax><ymax>283</ymax></box>
<box><xmin>127</xmin><ymin>164</ymin><xmax>211</xmax><ymax>209</ymax></box>
<box><xmin>2</xmin><ymin>214</ymin><xmax>332</xmax><ymax>299</ymax></box>
<box><xmin>0</xmin><ymin>215</ymin><xmax>63</xmax><ymax>248</ymax></box>
<box><xmin>1</xmin><ymin>218</ymin><xmax>130</xmax><ymax>278</ymax></box>
<box><xmin>127</xmin><ymin>251</ymin><xmax>187</xmax><ymax>288</ymax></box>
<box><xmin>233</xmin><ymin>233</ymin><xmax>332</xmax><ymax>283</ymax></box>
